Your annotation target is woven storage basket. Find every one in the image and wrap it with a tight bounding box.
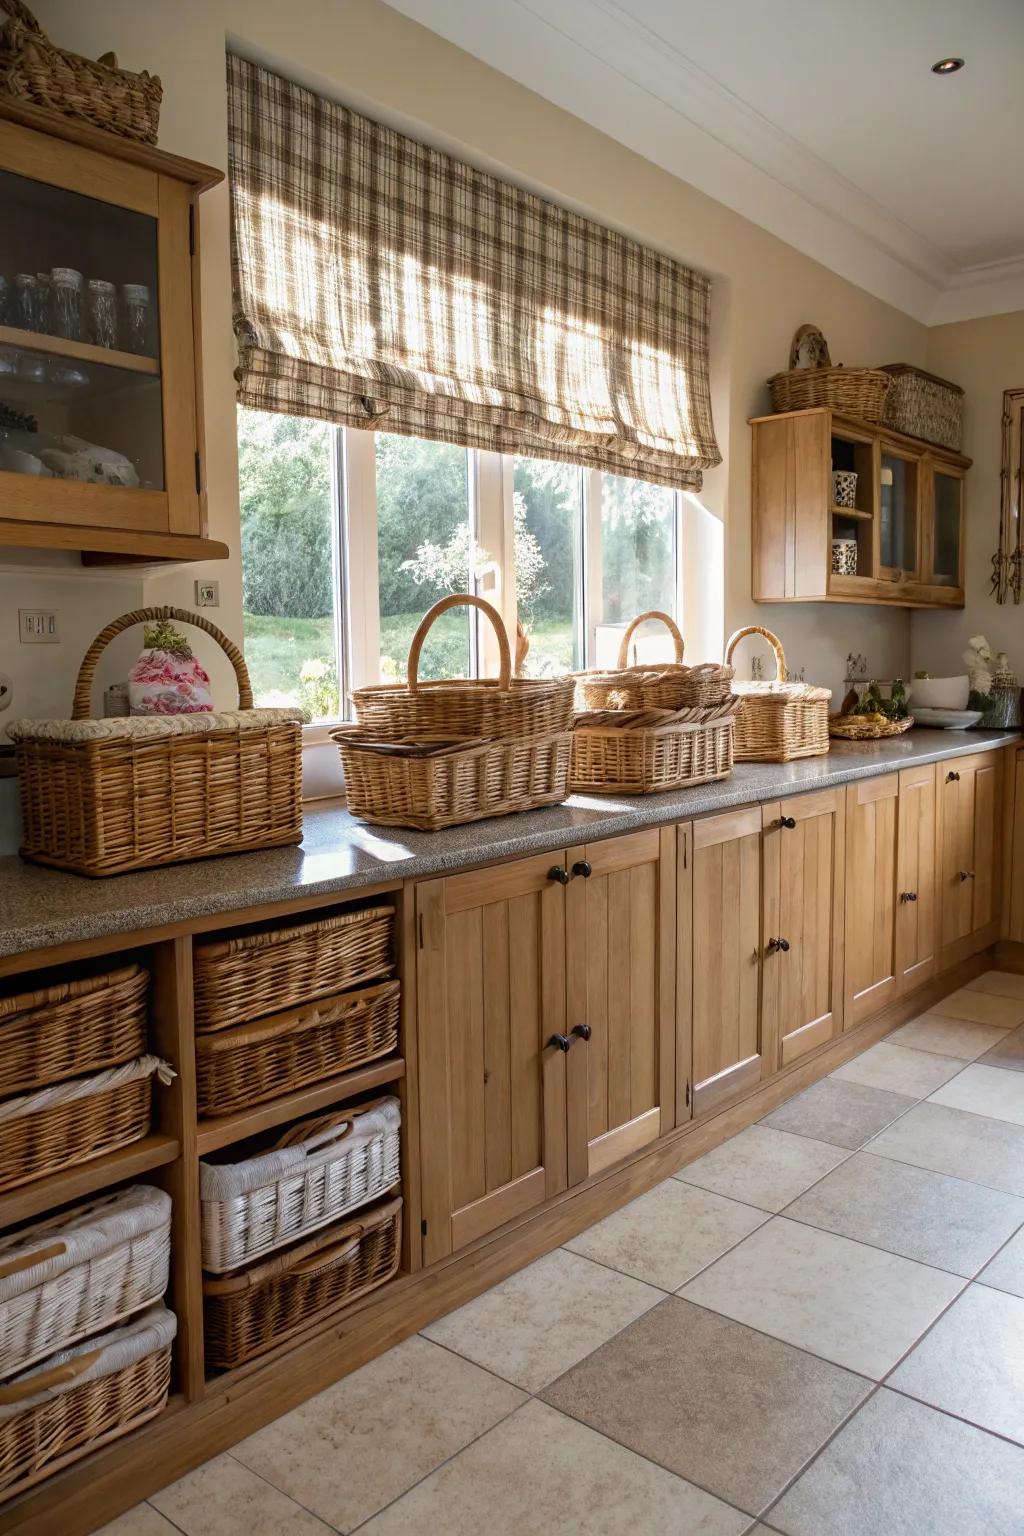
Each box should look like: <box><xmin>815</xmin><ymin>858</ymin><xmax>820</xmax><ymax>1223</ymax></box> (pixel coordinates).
<box><xmin>193</xmin><ymin>906</ymin><xmax>395</xmax><ymax>1033</ymax></box>
<box><xmin>828</xmin><ymin>714</ymin><xmax>914</xmax><ymax>740</ymax></box>
<box><xmin>203</xmin><ymin>1195</ymin><xmax>402</xmax><ymax>1371</ymax></box>
<box><xmin>0</xmin><ymin>1056</ymin><xmax>173</xmax><ymax>1194</ymax></box>
<box><xmin>0</xmin><ymin>1</ymin><xmax>162</xmax><ymax>144</ymax></box>
<box><xmin>881</xmin><ymin>364</ymin><xmax>963</xmax><ymax>451</ymax></box>
<box><xmin>200</xmin><ymin>1096</ymin><xmax>401</xmax><ymax>1273</ymax></box>
<box><xmin>725</xmin><ymin>627</ymin><xmax>831</xmax><ymax>763</ymax></box>
<box><xmin>9</xmin><ymin>607</ymin><xmax>303</xmax><ymax>878</ymax></box>
<box><xmin>335</xmin><ymin>728</ymin><xmax>572</xmax><ymax>832</ymax></box>
<box><xmin>641</xmin><ymin>661</ymin><xmax>734</xmax><ymax>712</ymax></box>
<box><xmin>0</xmin><ymin>964</ymin><xmax>147</xmax><ymax>1099</ymax></box>
<box><xmin>0</xmin><ymin>1305</ymin><xmax>174</xmax><ymax>1500</ymax></box>
<box><xmin>768</xmin><ymin>367</ymin><xmax>891</xmax><ymax>423</ymax></box>
<box><xmin>196</xmin><ymin>980</ymin><xmax>401</xmax><ymax>1119</ymax></box>
<box><xmin>573</xmin><ymin>611</ymin><xmax>685</xmax><ymax>711</ymax></box>
<box><xmin>570</xmin><ymin>702</ymin><xmax>737</xmax><ymax>795</ymax></box>
<box><xmin>0</xmin><ymin>1186</ymin><xmax>170</xmax><ymax>1379</ymax></box>
<box><xmin>352</xmin><ymin>594</ymin><xmax>574</xmax><ymax>740</ymax></box>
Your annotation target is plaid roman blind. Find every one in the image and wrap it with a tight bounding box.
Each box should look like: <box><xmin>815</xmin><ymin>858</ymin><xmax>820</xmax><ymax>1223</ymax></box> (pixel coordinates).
<box><xmin>227</xmin><ymin>54</ymin><xmax>721</xmax><ymax>490</ymax></box>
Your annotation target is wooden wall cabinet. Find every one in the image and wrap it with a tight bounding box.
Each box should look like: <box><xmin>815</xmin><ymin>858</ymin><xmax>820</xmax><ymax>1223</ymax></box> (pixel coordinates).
<box><xmin>939</xmin><ymin>751</ymin><xmax>1002</xmax><ymax>968</ymax></box>
<box><xmin>0</xmin><ymin>99</ymin><xmax>226</xmax><ymax>563</ymax></box>
<box><xmin>750</xmin><ymin>407</ymin><xmax>969</xmax><ymax>609</ymax></box>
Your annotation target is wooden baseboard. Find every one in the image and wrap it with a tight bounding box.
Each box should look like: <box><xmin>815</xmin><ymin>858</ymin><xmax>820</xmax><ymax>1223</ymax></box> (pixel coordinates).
<box><xmin>0</xmin><ymin>947</ymin><xmax>992</xmax><ymax>1536</ymax></box>
<box><xmin>993</xmin><ymin>941</ymin><xmax>1024</xmax><ymax>974</ymax></box>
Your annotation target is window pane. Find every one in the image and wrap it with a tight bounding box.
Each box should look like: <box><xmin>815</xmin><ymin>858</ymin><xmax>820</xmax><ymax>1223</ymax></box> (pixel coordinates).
<box><xmin>513</xmin><ymin>457</ymin><xmax>583</xmax><ymax>675</ymax></box>
<box><xmin>599</xmin><ymin>475</ymin><xmax>678</xmax><ymax>666</ymax></box>
<box><xmin>238</xmin><ymin>407</ymin><xmax>340</xmax><ymax>718</ymax></box>
<box><xmin>376</xmin><ymin>434</ymin><xmax>471</xmax><ymax>682</ymax></box>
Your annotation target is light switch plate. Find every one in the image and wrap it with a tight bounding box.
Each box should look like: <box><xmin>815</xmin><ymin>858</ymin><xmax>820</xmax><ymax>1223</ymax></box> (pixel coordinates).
<box><xmin>19</xmin><ymin>609</ymin><xmax>59</xmax><ymax>643</ymax></box>
<box><xmin>194</xmin><ymin>579</ymin><xmax>220</xmax><ymax>608</ymax></box>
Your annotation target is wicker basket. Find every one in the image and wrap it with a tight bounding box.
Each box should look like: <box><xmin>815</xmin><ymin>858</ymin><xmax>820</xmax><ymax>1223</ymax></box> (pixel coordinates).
<box><xmin>828</xmin><ymin>714</ymin><xmax>915</xmax><ymax>740</ymax></box>
<box><xmin>335</xmin><ymin>728</ymin><xmax>573</xmax><ymax>832</ymax></box>
<box><xmin>725</xmin><ymin>627</ymin><xmax>831</xmax><ymax>763</ymax></box>
<box><xmin>203</xmin><ymin>1196</ymin><xmax>402</xmax><ymax>1371</ymax></box>
<box><xmin>0</xmin><ymin>1306</ymin><xmax>174</xmax><ymax>1500</ymax></box>
<box><xmin>573</xmin><ymin>611</ymin><xmax>684</xmax><ymax>711</ymax></box>
<box><xmin>196</xmin><ymin>980</ymin><xmax>401</xmax><ymax>1119</ymax></box>
<box><xmin>570</xmin><ymin>702</ymin><xmax>737</xmax><ymax>795</ymax></box>
<box><xmin>881</xmin><ymin>364</ymin><xmax>963</xmax><ymax>451</ymax></box>
<box><xmin>0</xmin><ymin>964</ymin><xmax>147</xmax><ymax>1099</ymax></box>
<box><xmin>352</xmin><ymin>594</ymin><xmax>574</xmax><ymax>740</ymax></box>
<box><xmin>10</xmin><ymin>607</ymin><xmax>303</xmax><ymax>878</ymax></box>
<box><xmin>0</xmin><ymin>1</ymin><xmax>162</xmax><ymax>144</ymax></box>
<box><xmin>768</xmin><ymin>367</ymin><xmax>891</xmax><ymax>423</ymax></box>
<box><xmin>200</xmin><ymin>1096</ymin><xmax>401</xmax><ymax>1273</ymax></box>
<box><xmin>641</xmin><ymin>662</ymin><xmax>734</xmax><ymax>712</ymax></box>
<box><xmin>0</xmin><ymin>1056</ymin><xmax>172</xmax><ymax>1194</ymax></box>
<box><xmin>0</xmin><ymin>1186</ymin><xmax>170</xmax><ymax>1380</ymax></box>
<box><xmin>193</xmin><ymin>906</ymin><xmax>394</xmax><ymax>1033</ymax></box>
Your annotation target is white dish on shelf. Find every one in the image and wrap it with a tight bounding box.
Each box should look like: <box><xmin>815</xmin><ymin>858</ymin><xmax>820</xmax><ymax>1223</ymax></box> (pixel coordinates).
<box><xmin>913</xmin><ymin>707</ymin><xmax>983</xmax><ymax>730</ymax></box>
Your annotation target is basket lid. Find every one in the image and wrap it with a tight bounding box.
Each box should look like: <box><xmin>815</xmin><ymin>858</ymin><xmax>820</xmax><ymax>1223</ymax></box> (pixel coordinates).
<box><xmin>880</xmin><ymin>363</ymin><xmax>964</xmax><ymax>395</ymax></box>
<box><xmin>0</xmin><ymin>1304</ymin><xmax>175</xmax><ymax>1416</ymax></box>
<box><xmin>0</xmin><ymin>1185</ymin><xmax>170</xmax><ymax>1301</ymax></box>
<box><xmin>7</xmin><ymin>708</ymin><xmax>303</xmax><ymax>745</ymax></box>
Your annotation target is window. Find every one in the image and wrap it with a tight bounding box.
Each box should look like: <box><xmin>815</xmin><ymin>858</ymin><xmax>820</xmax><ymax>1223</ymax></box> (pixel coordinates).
<box><xmin>238</xmin><ymin>409</ymin><xmax>702</xmax><ymax>719</ymax></box>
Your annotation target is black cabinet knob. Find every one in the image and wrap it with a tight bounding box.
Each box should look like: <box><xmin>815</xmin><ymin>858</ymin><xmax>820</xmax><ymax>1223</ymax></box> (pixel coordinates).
<box><xmin>572</xmin><ymin>1023</ymin><xmax>592</xmax><ymax>1042</ymax></box>
<box><xmin>548</xmin><ymin>1033</ymin><xmax>571</xmax><ymax>1052</ymax></box>
<box><xmin>766</xmin><ymin>937</ymin><xmax>791</xmax><ymax>955</ymax></box>
<box><xmin>900</xmin><ymin>891</ymin><xmax>918</xmax><ymax>903</ymax></box>
<box><xmin>959</xmin><ymin>869</ymin><xmax>975</xmax><ymax>882</ymax></box>
<box><xmin>947</xmin><ymin>770</ymin><xmax>961</xmax><ymax>783</ymax></box>
<box><xmin>548</xmin><ymin>866</ymin><xmax>570</xmax><ymax>885</ymax></box>
<box><xmin>572</xmin><ymin>860</ymin><xmax>593</xmax><ymax>879</ymax></box>
<box><xmin>780</xmin><ymin>816</ymin><xmax>797</xmax><ymax>829</ymax></box>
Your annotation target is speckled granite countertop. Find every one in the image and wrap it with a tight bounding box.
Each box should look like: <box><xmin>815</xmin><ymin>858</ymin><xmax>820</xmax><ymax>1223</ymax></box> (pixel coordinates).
<box><xmin>0</xmin><ymin>728</ymin><xmax>1017</xmax><ymax>960</ymax></box>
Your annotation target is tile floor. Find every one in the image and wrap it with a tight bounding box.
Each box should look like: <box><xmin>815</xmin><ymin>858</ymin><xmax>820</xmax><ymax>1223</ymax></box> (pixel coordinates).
<box><xmin>102</xmin><ymin>973</ymin><xmax>1024</xmax><ymax>1536</ymax></box>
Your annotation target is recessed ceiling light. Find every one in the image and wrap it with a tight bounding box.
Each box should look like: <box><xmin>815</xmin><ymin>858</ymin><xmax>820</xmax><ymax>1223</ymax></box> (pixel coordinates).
<box><xmin>931</xmin><ymin>57</ymin><xmax>965</xmax><ymax>74</ymax></box>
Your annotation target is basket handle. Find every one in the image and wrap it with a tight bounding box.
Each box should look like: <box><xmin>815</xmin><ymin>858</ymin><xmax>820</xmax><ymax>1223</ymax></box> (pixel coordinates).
<box><xmin>290</xmin><ymin>1230</ymin><xmax>365</xmax><ymax>1276</ymax></box>
<box><xmin>724</xmin><ymin>625</ymin><xmax>786</xmax><ymax>683</ymax></box>
<box><xmin>406</xmin><ymin>595</ymin><xmax>512</xmax><ymax>694</ymax></box>
<box><xmin>0</xmin><ymin>1346</ymin><xmax>103</xmax><ymax>1405</ymax></box>
<box><xmin>0</xmin><ymin>2</ymin><xmax>44</xmax><ymax>34</ymax></box>
<box><xmin>616</xmin><ymin>611</ymin><xmax>684</xmax><ymax>670</ymax></box>
<box><xmin>72</xmin><ymin>606</ymin><xmax>253</xmax><ymax>720</ymax></box>
<box><xmin>0</xmin><ymin>1241</ymin><xmax>67</xmax><ymax>1281</ymax></box>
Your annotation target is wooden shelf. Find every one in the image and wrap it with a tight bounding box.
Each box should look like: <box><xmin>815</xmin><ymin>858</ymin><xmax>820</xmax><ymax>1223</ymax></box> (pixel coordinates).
<box><xmin>0</xmin><ymin>1134</ymin><xmax>180</xmax><ymax>1230</ymax></box>
<box><xmin>0</xmin><ymin>518</ymin><xmax>229</xmax><ymax>563</ymax></box>
<box><xmin>197</xmin><ymin>1058</ymin><xmax>406</xmax><ymax>1155</ymax></box>
<box><xmin>831</xmin><ymin>505</ymin><xmax>873</xmax><ymax>521</ymax></box>
<box><xmin>0</xmin><ymin>324</ymin><xmax>159</xmax><ymax>376</ymax></box>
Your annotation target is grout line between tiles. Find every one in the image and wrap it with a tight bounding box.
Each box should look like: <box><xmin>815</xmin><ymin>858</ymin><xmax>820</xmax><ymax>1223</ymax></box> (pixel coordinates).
<box><xmin>223</xmin><ymin>1448</ymin><xmax>345</xmax><ymax>1533</ymax></box>
<box><xmin>140</xmin><ymin>1501</ymin><xmax>190</xmax><ymax>1536</ymax></box>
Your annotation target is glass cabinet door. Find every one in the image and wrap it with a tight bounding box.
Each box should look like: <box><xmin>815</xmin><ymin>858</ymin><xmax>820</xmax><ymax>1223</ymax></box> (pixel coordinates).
<box><xmin>879</xmin><ymin>451</ymin><xmax>918</xmax><ymax>577</ymax></box>
<box><xmin>930</xmin><ymin>469</ymin><xmax>963</xmax><ymax>587</ymax></box>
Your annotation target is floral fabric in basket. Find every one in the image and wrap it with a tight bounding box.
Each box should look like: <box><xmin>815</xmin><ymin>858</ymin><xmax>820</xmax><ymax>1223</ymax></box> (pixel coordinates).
<box><xmin>128</xmin><ymin>620</ymin><xmax>213</xmax><ymax>715</ymax></box>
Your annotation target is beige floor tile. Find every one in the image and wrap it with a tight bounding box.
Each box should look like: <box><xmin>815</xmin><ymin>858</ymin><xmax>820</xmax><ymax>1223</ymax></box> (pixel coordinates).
<box><xmin>890</xmin><ymin>1285</ymin><xmax>1024</xmax><ymax>1444</ymax></box>
<box><xmin>968</xmin><ymin>970</ymin><xmax>1024</xmax><ymax>1001</ymax></box>
<box><xmin>769</xmin><ymin>1388</ymin><xmax>1024</xmax><ymax>1536</ymax></box>
<box><xmin>931</xmin><ymin>988</ymin><xmax>1024</xmax><ymax>1029</ymax></box>
<box><xmin>928</xmin><ymin>1062</ymin><xmax>1024</xmax><ymax>1127</ymax></box>
<box><xmin>232</xmin><ymin>1333</ymin><xmax>524</xmax><ymax>1532</ymax></box>
<box><xmin>978</xmin><ymin>1024</ymin><xmax>1024</xmax><ymax>1074</ymax></box>
<box><xmin>980</xmin><ymin>1228</ymin><xmax>1024</xmax><ymax>1299</ymax></box>
<box><xmin>675</xmin><ymin>1126</ymin><xmax>850</xmax><ymax>1213</ymax></box>
<box><xmin>783</xmin><ymin>1151</ymin><xmax>1024</xmax><ymax>1275</ymax></box>
<box><xmin>360</xmin><ymin>1399</ymin><xmax>748</xmax><ymax>1536</ymax></box>
<box><xmin>96</xmin><ymin>1508</ymin><xmax>181</xmax><ymax>1536</ymax></box>
<box><xmin>831</xmin><ymin>1041</ymin><xmax>964</xmax><ymax>1098</ymax></box>
<box><xmin>565</xmin><ymin>1177</ymin><xmax>768</xmax><ymax>1291</ymax></box>
<box><xmin>761</xmin><ymin>1078</ymin><xmax>914</xmax><ymax>1149</ymax></box>
<box><xmin>150</xmin><ymin>1453</ymin><xmax>333</xmax><ymax>1536</ymax></box>
<box><xmin>886</xmin><ymin>1012</ymin><xmax>1010</xmax><ymax>1061</ymax></box>
<box><xmin>679</xmin><ymin>1217</ymin><xmax>962</xmax><ymax>1378</ymax></box>
<box><xmin>868</xmin><ymin>1101</ymin><xmax>1024</xmax><ymax>1196</ymax></box>
<box><xmin>542</xmin><ymin>1297</ymin><xmax>869</xmax><ymax>1518</ymax></box>
<box><xmin>422</xmin><ymin>1246</ymin><xmax>661</xmax><ymax>1391</ymax></box>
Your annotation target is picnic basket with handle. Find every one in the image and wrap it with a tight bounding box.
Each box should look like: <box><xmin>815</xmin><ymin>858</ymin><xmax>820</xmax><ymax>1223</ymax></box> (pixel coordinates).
<box><xmin>0</xmin><ymin>964</ymin><xmax>147</xmax><ymax>1099</ymax></box>
<box><xmin>571</xmin><ymin>610</ymin><xmax>683</xmax><ymax>711</ymax></box>
<box><xmin>0</xmin><ymin>1</ymin><xmax>162</xmax><ymax>144</ymax></box>
<box><xmin>10</xmin><ymin>607</ymin><xmax>303</xmax><ymax>877</ymax></box>
<box><xmin>0</xmin><ymin>1305</ymin><xmax>175</xmax><ymax>1500</ymax></box>
<box><xmin>725</xmin><ymin>627</ymin><xmax>831</xmax><ymax>762</ymax></box>
<box><xmin>203</xmin><ymin>1195</ymin><xmax>402</xmax><ymax>1370</ymax></box>
<box><xmin>351</xmin><ymin>594</ymin><xmax>574</xmax><ymax>740</ymax></box>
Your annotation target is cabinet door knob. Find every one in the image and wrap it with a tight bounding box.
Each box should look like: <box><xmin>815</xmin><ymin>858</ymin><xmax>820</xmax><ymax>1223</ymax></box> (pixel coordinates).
<box><xmin>779</xmin><ymin>816</ymin><xmax>797</xmax><ymax>829</ymax></box>
<box><xmin>571</xmin><ymin>860</ymin><xmax>592</xmax><ymax>879</ymax></box>
<box><xmin>572</xmin><ymin>1023</ymin><xmax>592</xmax><ymax>1042</ymax></box>
<box><xmin>959</xmin><ymin>869</ymin><xmax>975</xmax><ymax>882</ymax></box>
<box><xmin>899</xmin><ymin>891</ymin><xmax>918</xmax><ymax>903</ymax></box>
<box><xmin>548</xmin><ymin>1033</ymin><xmax>571</xmax><ymax>1052</ymax></box>
<box><xmin>548</xmin><ymin>866</ymin><xmax>570</xmax><ymax>885</ymax></box>
<box><xmin>766</xmin><ymin>937</ymin><xmax>791</xmax><ymax>954</ymax></box>
<box><xmin>947</xmin><ymin>770</ymin><xmax>961</xmax><ymax>783</ymax></box>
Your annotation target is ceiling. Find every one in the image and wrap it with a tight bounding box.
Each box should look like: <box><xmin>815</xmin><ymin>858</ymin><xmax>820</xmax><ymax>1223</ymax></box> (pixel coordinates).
<box><xmin>386</xmin><ymin>0</ymin><xmax>1024</xmax><ymax>324</ymax></box>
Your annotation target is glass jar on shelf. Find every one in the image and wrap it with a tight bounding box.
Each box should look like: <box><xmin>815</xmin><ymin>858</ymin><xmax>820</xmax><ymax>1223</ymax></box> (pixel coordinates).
<box><xmin>87</xmin><ymin>278</ymin><xmax>118</xmax><ymax>349</ymax></box>
<box><xmin>13</xmin><ymin>273</ymin><xmax>43</xmax><ymax>332</ymax></box>
<box><xmin>49</xmin><ymin>268</ymin><xmax>83</xmax><ymax>341</ymax></box>
<box><xmin>121</xmin><ymin>283</ymin><xmax>152</xmax><ymax>355</ymax></box>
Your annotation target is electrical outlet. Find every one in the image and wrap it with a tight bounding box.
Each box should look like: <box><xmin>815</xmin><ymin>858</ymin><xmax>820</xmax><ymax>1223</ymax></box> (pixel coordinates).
<box><xmin>194</xmin><ymin>579</ymin><xmax>220</xmax><ymax>608</ymax></box>
<box><xmin>19</xmin><ymin>609</ymin><xmax>58</xmax><ymax>644</ymax></box>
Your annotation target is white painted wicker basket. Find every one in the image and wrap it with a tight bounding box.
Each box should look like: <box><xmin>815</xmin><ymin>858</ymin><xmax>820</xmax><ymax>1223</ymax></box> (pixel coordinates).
<box><xmin>0</xmin><ymin>1185</ymin><xmax>170</xmax><ymax>1380</ymax></box>
<box><xmin>199</xmin><ymin>1097</ymin><xmax>401</xmax><ymax>1273</ymax></box>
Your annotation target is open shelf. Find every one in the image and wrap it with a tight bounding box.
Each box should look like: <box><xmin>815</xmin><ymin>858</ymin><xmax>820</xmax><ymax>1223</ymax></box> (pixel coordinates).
<box><xmin>831</xmin><ymin>505</ymin><xmax>873</xmax><ymax>521</ymax></box>
<box><xmin>0</xmin><ymin>1133</ymin><xmax>180</xmax><ymax>1230</ymax></box>
<box><xmin>196</xmin><ymin>1057</ymin><xmax>406</xmax><ymax>1155</ymax></box>
<box><xmin>0</xmin><ymin>323</ymin><xmax>159</xmax><ymax>376</ymax></box>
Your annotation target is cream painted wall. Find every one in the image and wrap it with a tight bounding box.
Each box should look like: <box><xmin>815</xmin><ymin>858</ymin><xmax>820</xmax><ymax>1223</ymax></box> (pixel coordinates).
<box><xmin>914</xmin><ymin>310</ymin><xmax>1024</xmax><ymax>681</ymax></box>
<box><xmin>8</xmin><ymin>0</ymin><xmax>933</xmax><ymax>727</ymax></box>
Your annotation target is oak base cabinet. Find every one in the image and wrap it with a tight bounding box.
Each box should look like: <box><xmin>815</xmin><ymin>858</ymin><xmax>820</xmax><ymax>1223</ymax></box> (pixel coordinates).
<box><xmin>939</xmin><ymin>752</ymin><xmax>1002</xmax><ymax>969</ymax></box>
<box><xmin>844</xmin><ymin>776</ymin><xmax>899</xmax><ymax>1026</ymax></box>
<box><xmin>895</xmin><ymin>764</ymin><xmax>939</xmax><ymax>990</ymax></box>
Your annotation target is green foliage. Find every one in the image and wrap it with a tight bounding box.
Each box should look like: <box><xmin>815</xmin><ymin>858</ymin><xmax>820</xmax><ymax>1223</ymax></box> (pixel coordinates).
<box><xmin>238</xmin><ymin>410</ymin><xmax>334</xmax><ymax>619</ymax></box>
<box><xmin>298</xmin><ymin>656</ymin><xmax>339</xmax><ymax>719</ymax></box>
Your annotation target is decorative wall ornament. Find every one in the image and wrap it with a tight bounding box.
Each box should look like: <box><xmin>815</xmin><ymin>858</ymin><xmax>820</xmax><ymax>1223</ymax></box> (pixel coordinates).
<box><xmin>994</xmin><ymin>388</ymin><xmax>1024</xmax><ymax>604</ymax></box>
<box><xmin>789</xmin><ymin>324</ymin><xmax>832</xmax><ymax>370</ymax></box>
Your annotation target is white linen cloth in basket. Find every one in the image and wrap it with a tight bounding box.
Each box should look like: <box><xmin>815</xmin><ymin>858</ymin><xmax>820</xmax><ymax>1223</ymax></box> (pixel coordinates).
<box><xmin>0</xmin><ymin>1304</ymin><xmax>176</xmax><ymax>1420</ymax></box>
<box><xmin>0</xmin><ymin>1185</ymin><xmax>170</xmax><ymax>1380</ymax></box>
<box><xmin>199</xmin><ymin>1097</ymin><xmax>401</xmax><ymax>1273</ymax></box>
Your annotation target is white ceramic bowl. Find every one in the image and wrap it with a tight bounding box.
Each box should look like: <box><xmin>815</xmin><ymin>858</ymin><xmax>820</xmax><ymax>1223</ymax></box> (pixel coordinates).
<box><xmin>910</xmin><ymin>675</ymin><xmax>970</xmax><ymax>710</ymax></box>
